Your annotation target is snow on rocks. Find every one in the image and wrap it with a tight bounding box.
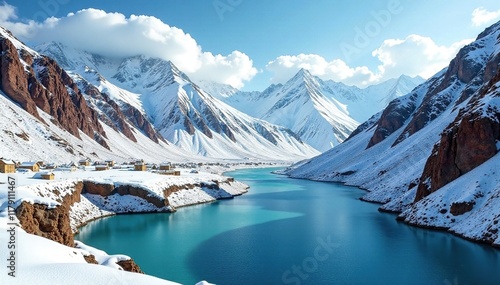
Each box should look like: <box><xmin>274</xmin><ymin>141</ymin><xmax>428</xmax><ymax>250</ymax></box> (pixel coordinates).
<box><xmin>0</xmin><ymin>167</ymin><xmax>248</xmax><ymax>284</ymax></box>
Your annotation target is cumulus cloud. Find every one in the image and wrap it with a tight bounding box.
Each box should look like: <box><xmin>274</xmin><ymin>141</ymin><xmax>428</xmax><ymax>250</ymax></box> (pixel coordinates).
<box><xmin>266</xmin><ymin>54</ymin><xmax>377</xmax><ymax>86</ymax></box>
<box><xmin>472</xmin><ymin>7</ymin><xmax>500</xmax><ymax>27</ymax></box>
<box><xmin>267</xmin><ymin>35</ymin><xmax>472</xmax><ymax>87</ymax></box>
<box><xmin>372</xmin><ymin>35</ymin><xmax>474</xmax><ymax>80</ymax></box>
<box><xmin>0</xmin><ymin>4</ymin><xmax>256</xmax><ymax>88</ymax></box>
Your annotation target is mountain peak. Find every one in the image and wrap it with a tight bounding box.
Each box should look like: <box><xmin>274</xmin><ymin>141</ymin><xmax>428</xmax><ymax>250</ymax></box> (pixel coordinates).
<box><xmin>294</xmin><ymin>68</ymin><xmax>314</xmax><ymax>79</ymax></box>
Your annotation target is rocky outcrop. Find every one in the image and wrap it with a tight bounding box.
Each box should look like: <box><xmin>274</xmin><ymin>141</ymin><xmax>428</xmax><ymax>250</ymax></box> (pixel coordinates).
<box><xmin>117</xmin><ymin>259</ymin><xmax>144</xmax><ymax>274</ymax></box>
<box><xmin>84</xmin><ymin>254</ymin><xmax>99</xmax><ymax>264</ymax></box>
<box><xmin>115</xmin><ymin>185</ymin><xmax>167</xmax><ymax>208</ymax></box>
<box><xmin>450</xmin><ymin>201</ymin><xmax>475</xmax><ymax>216</ymax></box>
<box><xmin>162</xmin><ymin>183</ymin><xmax>196</xmax><ymax>197</ymax></box>
<box><xmin>0</xmin><ymin>34</ymin><xmax>42</xmax><ymax>121</ymax></box>
<box><xmin>122</xmin><ymin>105</ymin><xmax>164</xmax><ymax>143</ymax></box>
<box><xmin>367</xmin><ymin>95</ymin><xmax>416</xmax><ymax>148</ymax></box>
<box><xmin>82</xmin><ymin>181</ymin><xmax>115</xmax><ymax>196</ymax></box>
<box><xmin>82</xmin><ymin>181</ymin><xmax>168</xmax><ymax>209</ymax></box>
<box><xmin>415</xmin><ymin>70</ymin><xmax>500</xmax><ymax>202</ymax></box>
<box><xmin>0</xmin><ymin>29</ymin><xmax>108</xmax><ymax>148</ymax></box>
<box><xmin>16</xmin><ymin>202</ymin><xmax>74</xmax><ymax>247</ymax></box>
<box><xmin>81</xmin><ymin>82</ymin><xmax>137</xmax><ymax>142</ymax></box>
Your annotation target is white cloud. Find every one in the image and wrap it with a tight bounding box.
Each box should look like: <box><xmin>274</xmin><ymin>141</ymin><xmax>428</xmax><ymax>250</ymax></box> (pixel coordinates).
<box><xmin>472</xmin><ymin>7</ymin><xmax>500</xmax><ymax>27</ymax></box>
<box><xmin>0</xmin><ymin>4</ymin><xmax>256</xmax><ymax>89</ymax></box>
<box><xmin>266</xmin><ymin>54</ymin><xmax>378</xmax><ymax>86</ymax></box>
<box><xmin>372</xmin><ymin>35</ymin><xmax>474</xmax><ymax>80</ymax></box>
<box><xmin>267</xmin><ymin>35</ymin><xmax>472</xmax><ymax>87</ymax></box>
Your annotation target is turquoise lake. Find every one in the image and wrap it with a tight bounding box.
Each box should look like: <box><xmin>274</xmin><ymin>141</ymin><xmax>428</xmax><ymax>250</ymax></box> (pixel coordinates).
<box><xmin>75</xmin><ymin>168</ymin><xmax>500</xmax><ymax>285</ymax></box>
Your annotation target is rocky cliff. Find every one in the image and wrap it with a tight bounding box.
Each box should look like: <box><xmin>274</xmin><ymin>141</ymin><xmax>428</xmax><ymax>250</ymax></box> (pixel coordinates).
<box><xmin>286</xmin><ymin>20</ymin><xmax>500</xmax><ymax>246</ymax></box>
<box><xmin>0</xmin><ymin>28</ymin><xmax>108</xmax><ymax>148</ymax></box>
<box><xmin>415</xmin><ymin>70</ymin><xmax>500</xmax><ymax>202</ymax></box>
<box><xmin>13</xmin><ymin>173</ymin><xmax>248</xmax><ymax>273</ymax></box>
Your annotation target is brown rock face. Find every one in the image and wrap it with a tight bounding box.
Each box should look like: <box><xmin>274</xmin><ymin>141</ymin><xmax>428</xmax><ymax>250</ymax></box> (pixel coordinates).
<box><xmin>415</xmin><ymin>71</ymin><xmax>500</xmax><ymax>202</ymax></box>
<box><xmin>0</xmin><ymin>30</ymin><xmax>108</xmax><ymax>148</ymax></box>
<box><xmin>16</xmin><ymin>202</ymin><xmax>74</xmax><ymax>247</ymax></box>
<box><xmin>115</xmin><ymin>185</ymin><xmax>167</xmax><ymax>208</ymax></box>
<box><xmin>117</xmin><ymin>259</ymin><xmax>144</xmax><ymax>274</ymax></box>
<box><xmin>84</xmin><ymin>254</ymin><xmax>99</xmax><ymax>264</ymax></box>
<box><xmin>122</xmin><ymin>105</ymin><xmax>164</xmax><ymax>143</ymax></box>
<box><xmin>450</xmin><ymin>202</ymin><xmax>475</xmax><ymax>216</ymax></box>
<box><xmin>82</xmin><ymin>181</ymin><xmax>168</xmax><ymax>209</ymax></box>
<box><xmin>367</xmin><ymin>95</ymin><xmax>416</xmax><ymax>148</ymax></box>
<box><xmin>82</xmin><ymin>181</ymin><xmax>115</xmax><ymax>196</ymax></box>
<box><xmin>0</xmin><ymin>36</ymin><xmax>42</xmax><ymax>121</ymax></box>
<box><xmin>392</xmin><ymin>28</ymin><xmax>500</xmax><ymax>147</ymax></box>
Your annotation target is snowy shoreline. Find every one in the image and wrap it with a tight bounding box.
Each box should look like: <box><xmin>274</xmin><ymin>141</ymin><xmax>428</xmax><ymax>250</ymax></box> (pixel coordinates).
<box><xmin>0</xmin><ymin>167</ymin><xmax>252</xmax><ymax>285</ymax></box>
<box><xmin>282</xmin><ymin>161</ymin><xmax>500</xmax><ymax>248</ymax></box>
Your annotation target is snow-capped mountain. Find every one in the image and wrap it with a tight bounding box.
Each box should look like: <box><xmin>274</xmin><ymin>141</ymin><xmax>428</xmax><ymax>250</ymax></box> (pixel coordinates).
<box><xmin>0</xmin><ymin>27</ymin><xmax>198</xmax><ymax>163</ymax></box>
<box><xmin>284</xmin><ymin>21</ymin><xmax>500</xmax><ymax>245</ymax></box>
<box><xmin>200</xmin><ymin>70</ymin><xmax>423</xmax><ymax>151</ymax></box>
<box><xmin>36</xmin><ymin>42</ymin><xmax>319</xmax><ymax>160</ymax></box>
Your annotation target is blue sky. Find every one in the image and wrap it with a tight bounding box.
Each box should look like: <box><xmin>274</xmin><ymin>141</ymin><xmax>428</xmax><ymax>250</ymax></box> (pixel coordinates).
<box><xmin>1</xmin><ymin>0</ymin><xmax>500</xmax><ymax>90</ymax></box>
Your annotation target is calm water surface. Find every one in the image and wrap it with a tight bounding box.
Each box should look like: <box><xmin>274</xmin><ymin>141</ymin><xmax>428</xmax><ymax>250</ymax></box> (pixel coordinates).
<box><xmin>76</xmin><ymin>168</ymin><xmax>500</xmax><ymax>285</ymax></box>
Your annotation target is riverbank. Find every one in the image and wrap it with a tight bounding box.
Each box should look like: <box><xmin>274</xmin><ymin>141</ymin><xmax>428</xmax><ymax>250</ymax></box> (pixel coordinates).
<box><xmin>76</xmin><ymin>167</ymin><xmax>500</xmax><ymax>285</ymax></box>
<box><xmin>282</xmin><ymin>154</ymin><xmax>500</xmax><ymax>248</ymax></box>
<box><xmin>0</xmin><ymin>167</ymin><xmax>249</xmax><ymax>284</ymax></box>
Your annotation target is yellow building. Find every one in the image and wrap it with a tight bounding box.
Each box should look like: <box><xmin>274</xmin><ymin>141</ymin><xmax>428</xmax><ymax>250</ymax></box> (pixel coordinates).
<box><xmin>40</xmin><ymin>172</ymin><xmax>55</xmax><ymax>180</ymax></box>
<box><xmin>159</xmin><ymin>163</ymin><xmax>171</xmax><ymax>171</ymax></box>
<box><xmin>19</xmin><ymin>162</ymin><xmax>40</xmax><ymax>172</ymax></box>
<box><xmin>0</xmin><ymin>160</ymin><xmax>15</xmax><ymax>173</ymax></box>
<box><xmin>95</xmin><ymin>165</ymin><xmax>109</xmax><ymax>171</ymax></box>
<box><xmin>134</xmin><ymin>160</ymin><xmax>147</xmax><ymax>171</ymax></box>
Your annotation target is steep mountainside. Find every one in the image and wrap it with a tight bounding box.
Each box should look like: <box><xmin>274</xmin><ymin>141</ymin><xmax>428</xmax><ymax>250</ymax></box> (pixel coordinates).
<box><xmin>285</xmin><ymin>21</ymin><xmax>500</xmax><ymax>246</ymax></box>
<box><xmin>0</xmin><ymin>28</ymin><xmax>106</xmax><ymax>147</ymax></box>
<box><xmin>0</xmin><ymin>27</ymin><xmax>209</xmax><ymax>163</ymax></box>
<box><xmin>37</xmin><ymin>43</ymin><xmax>318</xmax><ymax>160</ymax></box>
<box><xmin>201</xmin><ymin>70</ymin><xmax>423</xmax><ymax>151</ymax></box>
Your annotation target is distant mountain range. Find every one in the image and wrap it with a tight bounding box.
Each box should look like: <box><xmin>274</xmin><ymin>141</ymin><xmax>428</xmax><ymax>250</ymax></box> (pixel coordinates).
<box><xmin>0</xmin><ymin>25</ymin><xmax>422</xmax><ymax>162</ymax></box>
<box><xmin>200</xmin><ymin>70</ymin><xmax>423</xmax><ymax>151</ymax></box>
<box><xmin>285</xmin><ymin>20</ymin><xmax>500</xmax><ymax>246</ymax></box>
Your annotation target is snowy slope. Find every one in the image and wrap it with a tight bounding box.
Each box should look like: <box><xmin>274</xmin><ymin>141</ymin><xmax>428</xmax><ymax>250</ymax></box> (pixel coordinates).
<box><xmin>37</xmin><ymin>43</ymin><xmax>318</xmax><ymax>161</ymax></box>
<box><xmin>0</xmin><ymin>90</ymin><xmax>201</xmax><ymax>164</ymax></box>
<box><xmin>0</xmin><ymin>168</ymin><xmax>241</xmax><ymax>285</ymax></box>
<box><xmin>284</xmin><ymin>21</ymin><xmax>500</xmax><ymax>245</ymax></box>
<box><xmin>202</xmin><ymin>70</ymin><xmax>423</xmax><ymax>151</ymax></box>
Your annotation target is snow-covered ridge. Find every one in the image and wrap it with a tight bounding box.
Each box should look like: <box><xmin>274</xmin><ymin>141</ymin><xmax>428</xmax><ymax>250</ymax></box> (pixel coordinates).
<box><xmin>35</xmin><ymin>42</ymin><xmax>319</xmax><ymax>160</ymax></box>
<box><xmin>0</xmin><ymin>169</ymin><xmax>246</xmax><ymax>285</ymax></box>
<box><xmin>203</xmin><ymin>69</ymin><xmax>424</xmax><ymax>151</ymax></box>
<box><xmin>284</xmin><ymin>20</ymin><xmax>500</xmax><ymax>246</ymax></box>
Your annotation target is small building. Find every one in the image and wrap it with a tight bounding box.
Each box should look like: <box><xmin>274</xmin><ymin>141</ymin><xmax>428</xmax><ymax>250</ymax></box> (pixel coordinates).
<box><xmin>159</xmin><ymin>163</ymin><xmax>171</xmax><ymax>171</ymax></box>
<box><xmin>45</xmin><ymin>163</ymin><xmax>57</xmax><ymax>170</ymax></box>
<box><xmin>163</xmin><ymin>170</ymin><xmax>181</xmax><ymax>176</ymax></box>
<box><xmin>134</xmin><ymin>160</ymin><xmax>147</xmax><ymax>171</ymax></box>
<box><xmin>79</xmin><ymin>159</ymin><xmax>91</xmax><ymax>166</ymax></box>
<box><xmin>40</xmin><ymin>172</ymin><xmax>55</xmax><ymax>180</ymax></box>
<box><xmin>95</xmin><ymin>165</ymin><xmax>109</xmax><ymax>171</ymax></box>
<box><xmin>105</xmin><ymin>160</ymin><xmax>115</xmax><ymax>167</ymax></box>
<box><xmin>19</xmin><ymin>162</ymin><xmax>40</xmax><ymax>172</ymax></box>
<box><xmin>0</xmin><ymin>159</ymin><xmax>15</xmax><ymax>173</ymax></box>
